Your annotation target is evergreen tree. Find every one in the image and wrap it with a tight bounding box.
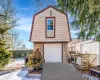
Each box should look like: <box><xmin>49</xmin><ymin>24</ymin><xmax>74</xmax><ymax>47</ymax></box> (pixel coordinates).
<box><xmin>0</xmin><ymin>0</ymin><xmax>18</xmax><ymax>69</ymax></box>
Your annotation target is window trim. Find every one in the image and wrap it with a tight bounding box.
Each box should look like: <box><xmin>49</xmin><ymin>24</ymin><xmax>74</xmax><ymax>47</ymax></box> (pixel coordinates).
<box><xmin>45</xmin><ymin>17</ymin><xmax>55</xmax><ymax>38</ymax></box>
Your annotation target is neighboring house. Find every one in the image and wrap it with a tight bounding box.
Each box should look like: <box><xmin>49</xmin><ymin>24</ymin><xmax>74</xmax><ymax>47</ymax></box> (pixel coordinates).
<box><xmin>68</xmin><ymin>38</ymin><xmax>89</xmax><ymax>51</ymax></box>
<box><xmin>68</xmin><ymin>38</ymin><xmax>83</xmax><ymax>52</ymax></box>
<box><xmin>30</xmin><ymin>6</ymin><xmax>71</xmax><ymax>62</ymax></box>
<box><xmin>68</xmin><ymin>38</ymin><xmax>84</xmax><ymax>47</ymax></box>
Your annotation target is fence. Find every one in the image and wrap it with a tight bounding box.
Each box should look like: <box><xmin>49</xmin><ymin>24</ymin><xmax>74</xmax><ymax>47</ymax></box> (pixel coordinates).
<box><xmin>68</xmin><ymin>40</ymin><xmax>100</xmax><ymax>65</ymax></box>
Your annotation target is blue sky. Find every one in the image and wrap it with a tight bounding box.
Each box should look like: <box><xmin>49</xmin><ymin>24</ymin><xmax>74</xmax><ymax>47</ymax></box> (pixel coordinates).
<box><xmin>12</xmin><ymin>0</ymin><xmax>77</xmax><ymax>49</ymax></box>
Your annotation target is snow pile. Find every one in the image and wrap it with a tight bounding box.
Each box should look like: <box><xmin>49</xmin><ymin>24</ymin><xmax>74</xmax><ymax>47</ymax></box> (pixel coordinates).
<box><xmin>0</xmin><ymin>58</ymin><xmax>40</xmax><ymax>80</ymax></box>
<box><xmin>0</xmin><ymin>69</ymin><xmax>40</xmax><ymax>80</ymax></box>
<box><xmin>82</xmin><ymin>74</ymin><xmax>99</xmax><ymax>80</ymax></box>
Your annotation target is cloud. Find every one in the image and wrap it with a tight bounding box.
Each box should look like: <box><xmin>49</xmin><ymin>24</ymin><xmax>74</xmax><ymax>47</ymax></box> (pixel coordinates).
<box><xmin>19</xmin><ymin>7</ymin><xmax>39</xmax><ymax>11</ymax></box>
<box><xmin>15</xmin><ymin>17</ymin><xmax>32</xmax><ymax>32</ymax></box>
<box><xmin>70</xmin><ymin>30</ymin><xmax>77</xmax><ymax>34</ymax></box>
<box><xmin>20</xmin><ymin>8</ymin><xmax>29</xmax><ymax>11</ymax></box>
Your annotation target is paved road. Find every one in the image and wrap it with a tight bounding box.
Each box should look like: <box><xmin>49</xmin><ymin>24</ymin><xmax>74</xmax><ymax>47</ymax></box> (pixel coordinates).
<box><xmin>42</xmin><ymin>63</ymin><xmax>85</xmax><ymax>80</ymax></box>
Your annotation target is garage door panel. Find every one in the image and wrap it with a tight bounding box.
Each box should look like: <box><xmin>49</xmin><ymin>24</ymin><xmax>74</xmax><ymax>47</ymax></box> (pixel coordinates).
<box><xmin>44</xmin><ymin>43</ymin><xmax>62</xmax><ymax>62</ymax></box>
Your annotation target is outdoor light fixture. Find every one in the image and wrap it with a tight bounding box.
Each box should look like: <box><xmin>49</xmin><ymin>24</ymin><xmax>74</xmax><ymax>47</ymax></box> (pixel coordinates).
<box><xmin>50</xmin><ymin>10</ymin><xmax>52</xmax><ymax>16</ymax></box>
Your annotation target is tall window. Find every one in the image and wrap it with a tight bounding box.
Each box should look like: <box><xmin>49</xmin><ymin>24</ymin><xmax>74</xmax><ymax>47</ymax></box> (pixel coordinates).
<box><xmin>46</xmin><ymin>17</ymin><xmax>55</xmax><ymax>38</ymax></box>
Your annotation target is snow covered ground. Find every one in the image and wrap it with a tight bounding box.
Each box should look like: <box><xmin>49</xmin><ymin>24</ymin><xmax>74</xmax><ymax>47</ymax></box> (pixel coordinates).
<box><xmin>0</xmin><ymin>69</ymin><xmax>40</xmax><ymax>80</ymax></box>
<box><xmin>0</xmin><ymin>58</ymin><xmax>40</xmax><ymax>80</ymax></box>
<box><xmin>82</xmin><ymin>74</ymin><xmax>99</xmax><ymax>80</ymax></box>
<box><xmin>70</xmin><ymin>63</ymin><xmax>100</xmax><ymax>80</ymax></box>
<box><xmin>0</xmin><ymin>60</ymin><xmax>99</xmax><ymax>80</ymax></box>
<box><xmin>5</xmin><ymin>58</ymin><xmax>25</xmax><ymax>70</ymax></box>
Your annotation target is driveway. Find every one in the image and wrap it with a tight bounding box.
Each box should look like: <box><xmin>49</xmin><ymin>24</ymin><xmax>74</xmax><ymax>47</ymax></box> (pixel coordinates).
<box><xmin>41</xmin><ymin>63</ymin><xmax>85</xmax><ymax>80</ymax></box>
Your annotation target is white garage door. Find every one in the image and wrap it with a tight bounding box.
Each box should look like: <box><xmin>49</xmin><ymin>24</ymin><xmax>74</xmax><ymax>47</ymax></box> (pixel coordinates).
<box><xmin>44</xmin><ymin>43</ymin><xmax>62</xmax><ymax>62</ymax></box>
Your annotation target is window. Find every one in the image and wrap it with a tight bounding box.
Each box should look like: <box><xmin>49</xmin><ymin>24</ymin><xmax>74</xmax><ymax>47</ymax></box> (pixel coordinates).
<box><xmin>47</xmin><ymin>19</ymin><xmax>53</xmax><ymax>30</ymax></box>
<box><xmin>46</xmin><ymin>17</ymin><xmax>55</xmax><ymax>38</ymax></box>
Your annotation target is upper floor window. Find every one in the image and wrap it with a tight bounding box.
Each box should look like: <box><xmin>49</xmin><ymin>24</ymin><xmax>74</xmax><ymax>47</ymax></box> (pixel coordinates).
<box><xmin>46</xmin><ymin>17</ymin><xmax>55</xmax><ymax>38</ymax></box>
<box><xmin>47</xmin><ymin>19</ymin><xmax>53</xmax><ymax>30</ymax></box>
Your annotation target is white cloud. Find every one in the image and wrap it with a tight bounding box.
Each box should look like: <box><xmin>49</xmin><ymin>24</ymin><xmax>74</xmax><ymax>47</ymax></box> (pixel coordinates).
<box><xmin>19</xmin><ymin>7</ymin><xmax>38</xmax><ymax>11</ymax></box>
<box><xmin>15</xmin><ymin>17</ymin><xmax>32</xmax><ymax>32</ymax></box>
<box><xmin>20</xmin><ymin>8</ymin><xmax>29</xmax><ymax>11</ymax></box>
<box><xmin>70</xmin><ymin>30</ymin><xmax>78</xmax><ymax>34</ymax></box>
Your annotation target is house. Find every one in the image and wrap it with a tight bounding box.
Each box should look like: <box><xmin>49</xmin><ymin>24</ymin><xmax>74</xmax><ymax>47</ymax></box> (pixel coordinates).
<box><xmin>68</xmin><ymin>38</ymin><xmax>87</xmax><ymax>51</ymax></box>
<box><xmin>30</xmin><ymin>6</ymin><xmax>71</xmax><ymax>62</ymax></box>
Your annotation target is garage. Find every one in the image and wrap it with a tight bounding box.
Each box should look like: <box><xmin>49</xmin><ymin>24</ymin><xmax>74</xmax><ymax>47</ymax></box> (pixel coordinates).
<box><xmin>44</xmin><ymin>43</ymin><xmax>62</xmax><ymax>62</ymax></box>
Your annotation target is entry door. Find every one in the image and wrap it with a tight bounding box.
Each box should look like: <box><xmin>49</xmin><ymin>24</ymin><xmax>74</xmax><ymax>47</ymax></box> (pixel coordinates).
<box><xmin>44</xmin><ymin>43</ymin><xmax>62</xmax><ymax>62</ymax></box>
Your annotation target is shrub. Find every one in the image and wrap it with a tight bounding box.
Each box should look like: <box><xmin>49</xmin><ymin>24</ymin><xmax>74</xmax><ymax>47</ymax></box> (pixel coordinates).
<box><xmin>0</xmin><ymin>41</ymin><xmax>11</xmax><ymax>69</ymax></box>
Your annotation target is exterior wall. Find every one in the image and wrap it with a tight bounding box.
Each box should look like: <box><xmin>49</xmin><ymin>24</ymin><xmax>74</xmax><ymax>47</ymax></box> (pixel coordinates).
<box><xmin>34</xmin><ymin>42</ymin><xmax>68</xmax><ymax>62</ymax></box>
<box><xmin>31</xmin><ymin>7</ymin><xmax>70</xmax><ymax>42</ymax></box>
<box><xmin>34</xmin><ymin>43</ymin><xmax>44</xmax><ymax>56</ymax></box>
<box><xmin>63</xmin><ymin>43</ymin><xmax>68</xmax><ymax>62</ymax></box>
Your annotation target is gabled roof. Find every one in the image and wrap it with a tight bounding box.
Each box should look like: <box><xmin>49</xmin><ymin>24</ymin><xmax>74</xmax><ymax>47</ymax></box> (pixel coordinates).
<box><xmin>29</xmin><ymin>6</ymin><xmax>71</xmax><ymax>41</ymax></box>
<box><xmin>34</xmin><ymin>6</ymin><xmax>67</xmax><ymax>17</ymax></box>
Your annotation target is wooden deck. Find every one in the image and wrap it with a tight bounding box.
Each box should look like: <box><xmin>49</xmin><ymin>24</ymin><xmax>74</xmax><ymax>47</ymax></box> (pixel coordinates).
<box><xmin>41</xmin><ymin>63</ymin><xmax>85</xmax><ymax>80</ymax></box>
